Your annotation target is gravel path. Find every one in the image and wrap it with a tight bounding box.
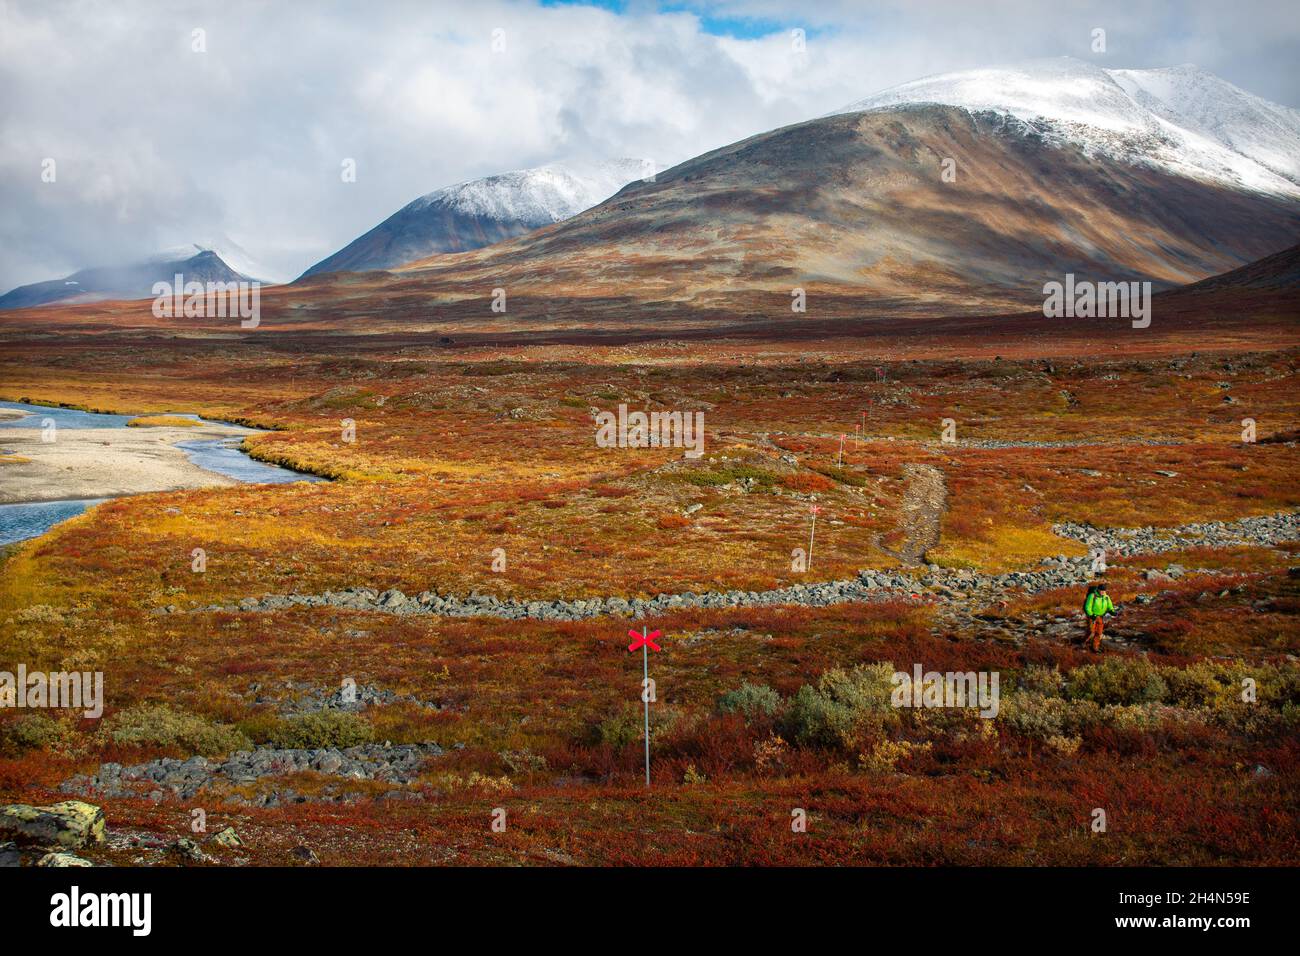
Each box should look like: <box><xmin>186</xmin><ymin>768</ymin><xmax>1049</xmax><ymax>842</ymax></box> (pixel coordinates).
<box><xmin>883</xmin><ymin>462</ymin><xmax>946</xmax><ymax>565</ymax></box>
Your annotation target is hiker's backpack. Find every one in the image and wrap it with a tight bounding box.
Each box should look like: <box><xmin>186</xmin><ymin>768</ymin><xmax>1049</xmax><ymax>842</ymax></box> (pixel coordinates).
<box><xmin>1082</xmin><ymin>586</ymin><xmax>1098</xmax><ymax>614</ymax></box>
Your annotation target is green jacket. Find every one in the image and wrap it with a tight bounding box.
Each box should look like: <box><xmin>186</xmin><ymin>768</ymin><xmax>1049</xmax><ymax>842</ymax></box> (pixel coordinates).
<box><xmin>1085</xmin><ymin>590</ymin><xmax>1115</xmax><ymax>617</ymax></box>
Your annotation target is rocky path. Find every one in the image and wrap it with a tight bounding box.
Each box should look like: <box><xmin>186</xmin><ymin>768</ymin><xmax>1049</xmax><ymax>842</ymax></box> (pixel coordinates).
<box><xmin>167</xmin><ymin>511</ymin><xmax>1300</xmax><ymax>624</ymax></box>
<box><xmin>882</xmin><ymin>462</ymin><xmax>946</xmax><ymax>565</ymax></box>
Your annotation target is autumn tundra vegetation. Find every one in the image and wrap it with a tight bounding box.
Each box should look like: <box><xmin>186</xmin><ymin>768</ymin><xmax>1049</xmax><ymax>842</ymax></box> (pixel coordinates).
<box><xmin>0</xmin><ymin>301</ymin><xmax>1296</xmax><ymax>866</ymax></box>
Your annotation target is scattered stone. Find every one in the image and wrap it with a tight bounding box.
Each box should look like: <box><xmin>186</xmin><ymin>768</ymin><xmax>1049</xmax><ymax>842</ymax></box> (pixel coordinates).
<box><xmin>290</xmin><ymin>845</ymin><xmax>319</xmax><ymax>865</ymax></box>
<box><xmin>168</xmin><ymin>837</ymin><xmax>212</xmax><ymax>864</ymax></box>
<box><xmin>278</xmin><ymin>682</ymin><xmax>437</xmax><ymax>716</ymax></box>
<box><xmin>62</xmin><ymin>743</ymin><xmax>443</xmax><ymax>802</ymax></box>
<box><xmin>210</xmin><ymin>826</ymin><xmax>243</xmax><ymax>849</ymax></box>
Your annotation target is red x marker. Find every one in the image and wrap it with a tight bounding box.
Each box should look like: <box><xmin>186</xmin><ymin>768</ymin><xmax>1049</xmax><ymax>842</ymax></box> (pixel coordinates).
<box><xmin>810</xmin><ymin>504</ymin><xmax>821</xmax><ymax>515</ymax></box>
<box><xmin>628</xmin><ymin>628</ymin><xmax>662</xmax><ymax>653</ymax></box>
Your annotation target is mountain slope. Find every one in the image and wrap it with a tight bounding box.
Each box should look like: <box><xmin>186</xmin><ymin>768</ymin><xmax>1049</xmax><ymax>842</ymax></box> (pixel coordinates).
<box><xmin>0</xmin><ymin>248</ymin><xmax>258</xmax><ymax>311</ymax></box>
<box><xmin>364</xmin><ymin>105</ymin><xmax>1299</xmax><ymax>316</ymax></box>
<box><xmin>298</xmin><ymin>159</ymin><xmax>652</xmax><ymax>279</ymax></box>
<box><xmin>832</xmin><ymin>58</ymin><xmax>1300</xmax><ymax>198</ymax></box>
<box><xmin>1169</xmin><ymin>241</ymin><xmax>1300</xmax><ymax>293</ymax></box>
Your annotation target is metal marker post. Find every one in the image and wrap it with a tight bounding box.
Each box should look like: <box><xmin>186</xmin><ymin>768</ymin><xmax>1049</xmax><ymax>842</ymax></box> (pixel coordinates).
<box><xmin>642</xmin><ymin>631</ymin><xmax>650</xmax><ymax>786</ymax></box>
<box><xmin>627</xmin><ymin>627</ymin><xmax>662</xmax><ymax>787</ymax></box>
<box><xmin>808</xmin><ymin>504</ymin><xmax>820</xmax><ymax>572</ymax></box>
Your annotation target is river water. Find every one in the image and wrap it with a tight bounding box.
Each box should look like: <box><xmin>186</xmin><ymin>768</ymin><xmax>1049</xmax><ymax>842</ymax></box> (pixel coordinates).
<box><xmin>0</xmin><ymin>401</ymin><xmax>322</xmax><ymax>545</ymax></box>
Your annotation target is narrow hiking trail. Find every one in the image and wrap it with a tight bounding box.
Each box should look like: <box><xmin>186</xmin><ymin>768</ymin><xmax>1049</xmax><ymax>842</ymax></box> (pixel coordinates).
<box><xmin>882</xmin><ymin>462</ymin><xmax>947</xmax><ymax>566</ymax></box>
<box><xmin>932</xmin><ymin>590</ymin><xmax>1157</xmax><ymax>651</ymax></box>
<box><xmin>756</xmin><ymin>429</ymin><xmax>950</xmax><ymax>568</ymax></box>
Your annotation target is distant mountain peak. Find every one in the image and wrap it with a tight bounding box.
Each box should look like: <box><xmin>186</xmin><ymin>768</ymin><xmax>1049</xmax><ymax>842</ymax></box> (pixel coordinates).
<box><xmin>148</xmin><ymin>237</ymin><xmax>270</xmax><ymax>283</ymax></box>
<box><xmin>298</xmin><ymin>158</ymin><xmax>656</xmax><ymax>280</ymax></box>
<box><xmin>0</xmin><ymin>246</ymin><xmax>257</xmax><ymax>311</ymax></box>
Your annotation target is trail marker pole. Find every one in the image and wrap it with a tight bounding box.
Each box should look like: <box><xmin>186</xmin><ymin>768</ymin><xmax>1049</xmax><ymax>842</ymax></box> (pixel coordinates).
<box><xmin>837</xmin><ymin>433</ymin><xmax>845</xmax><ymax>467</ymax></box>
<box><xmin>808</xmin><ymin>504</ymin><xmax>820</xmax><ymax>572</ymax></box>
<box><xmin>627</xmin><ymin>627</ymin><xmax>662</xmax><ymax>786</ymax></box>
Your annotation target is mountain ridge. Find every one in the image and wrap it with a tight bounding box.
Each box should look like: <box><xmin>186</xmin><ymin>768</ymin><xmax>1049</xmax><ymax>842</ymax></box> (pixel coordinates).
<box><xmin>0</xmin><ymin>249</ymin><xmax>259</xmax><ymax>312</ymax></box>
<box><xmin>297</xmin><ymin>159</ymin><xmax>655</xmax><ymax>280</ymax></box>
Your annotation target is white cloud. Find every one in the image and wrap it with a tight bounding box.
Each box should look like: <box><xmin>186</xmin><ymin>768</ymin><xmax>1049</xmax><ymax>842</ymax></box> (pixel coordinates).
<box><xmin>1</xmin><ymin>0</ymin><xmax>1296</xmax><ymax>288</ymax></box>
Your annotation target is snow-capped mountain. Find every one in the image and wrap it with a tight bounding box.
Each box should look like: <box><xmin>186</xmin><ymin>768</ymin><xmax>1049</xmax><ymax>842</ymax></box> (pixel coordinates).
<box><xmin>298</xmin><ymin>158</ymin><xmax>656</xmax><ymax>279</ymax></box>
<box><xmin>832</xmin><ymin>57</ymin><xmax>1300</xmax><ymax>198</ymax></box>
<box><xmin>379</xmin><ymin>69</ymin><xmax>1300</xmax><ymax>317</ymax></box>
<box><xmin>148</xmin><ymin>237</ymin><xmax>273</xmax><ymax>285</ymax></box>
<box><xmin>0</xmin><ymin>247</ymin><xmax>259</xmax><ymax>311</ymax></box>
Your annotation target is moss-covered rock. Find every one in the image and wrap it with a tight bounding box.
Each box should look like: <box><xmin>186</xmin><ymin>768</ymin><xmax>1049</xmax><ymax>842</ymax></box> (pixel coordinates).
<box><xmin>210</xmin><ymin>826</ymin><xmax>242</xmax><ymax>849</ymax></box>
<box><xmin>0</xmin><ymin>801</ymin><xmax>106</xmax><ymax>849</ymax></box>
<box><xmin>37</xmin><ymin>851</ymin><xmax>93</xmax><ymax>867</ymax></box>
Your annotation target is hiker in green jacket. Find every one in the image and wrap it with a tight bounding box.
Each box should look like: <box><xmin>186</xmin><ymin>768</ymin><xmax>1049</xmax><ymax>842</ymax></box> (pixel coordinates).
<box><xmin>1083</xmin><ymin>582</ymin><xmax>1116</xmax><ymax>652</ymax></box>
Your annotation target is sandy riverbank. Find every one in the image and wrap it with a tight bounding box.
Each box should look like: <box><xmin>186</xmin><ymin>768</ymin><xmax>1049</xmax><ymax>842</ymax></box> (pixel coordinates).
<box><xmin>0</xmin><ymin>422</ymin><xmax>252</xmax><ymax>504</ymax></box>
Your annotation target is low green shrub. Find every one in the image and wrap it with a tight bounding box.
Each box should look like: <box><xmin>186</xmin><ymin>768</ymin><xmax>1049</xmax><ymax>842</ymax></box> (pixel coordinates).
<box><xmin>1017</xmin><ymin>664</ymin><xmax>1066</xmax><ymax>696</ymax></box>
<box><xmin>999</xmin><ymin>691</ymin><xmax>1102</xmax><ymax>741</ymax></box>
<box><xmin>103</xmin><ymin>703</ymin><xmax>251</xmax><ymax>756</ymax></box>
<box><xmin>781</xmin><ymin>662</ymin><xmax>898</xmax><ymax>749</ymax></box>
<box><xmin>262</xmin><ymin>711</ymin><xmax>374</xmax><ymax>749</ymax></box>
<box><xmin>716</xmin><ymin>683</ymin><xmax>782</xmax><ymax>721</ymax></box>
<box><xmin>2</xmin><ymin>713</ymin><xmax>71</xmax><ymax>751</ymax></box>
<box><xmin>595</xmin><ymin>707</ymin><xmax>642</xmax><ymax>749</ymax></box>
<box><xmin>1067</xmin><ymin>657</ymin><xmax>1167</xmax><ymax>705</ymax></box>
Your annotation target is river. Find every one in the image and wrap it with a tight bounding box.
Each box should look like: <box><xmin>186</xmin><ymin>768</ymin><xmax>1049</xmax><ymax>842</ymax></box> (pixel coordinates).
<box><xmin>0</xmin><ymin>401</ymin><xmax>322</xmax><ymax>545</ymax></box>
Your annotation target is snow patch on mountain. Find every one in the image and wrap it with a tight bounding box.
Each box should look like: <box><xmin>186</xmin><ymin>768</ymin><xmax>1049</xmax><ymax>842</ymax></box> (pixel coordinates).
<box><xmin>1107</xmin><ymin>64</ymin><xmax>1300</xmax><ymax>186</ymax></box>
<box><xmin>832</xmin><ymin>58</ymin><xmax>1300</xmax><ymax>198</ymax></box>
<box><xmin>412</xmin><ymin>158</ymin><xmax>655</xmax><ymax>225</ymax></box>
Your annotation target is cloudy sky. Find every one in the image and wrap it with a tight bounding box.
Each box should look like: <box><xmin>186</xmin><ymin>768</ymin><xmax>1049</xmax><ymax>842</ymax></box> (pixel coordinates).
<box><xmin>2</xmin><ymin>0</ymin><xmax>1298</xmax><ymax>288</ymax></box>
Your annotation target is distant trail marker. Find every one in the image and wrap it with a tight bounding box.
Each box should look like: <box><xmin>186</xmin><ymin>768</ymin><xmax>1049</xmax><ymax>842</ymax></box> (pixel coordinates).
<box><xmin>627</xmin><ymin>627</ymin><xmax>662</xmax><ymax>786</ymax></box>
<box><xmin>807</xmin><ymin>504</ymin><xmax>821</xmax><ymax>572</ymax></box>
<box><xmin>837</xmin><ymin>433</ymin><xmax>845</xmax><ymax>467</ymax></box>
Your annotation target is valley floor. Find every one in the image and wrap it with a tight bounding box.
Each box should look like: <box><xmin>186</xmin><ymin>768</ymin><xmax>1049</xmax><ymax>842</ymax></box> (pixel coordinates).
<box><xmin>0</xmin><ymin>313</ymin><xmax>1297</xmax><ymax>866</ymax></box>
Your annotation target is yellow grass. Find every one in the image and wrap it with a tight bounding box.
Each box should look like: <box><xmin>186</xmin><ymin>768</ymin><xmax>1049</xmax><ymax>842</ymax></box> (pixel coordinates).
<box><xmin>126</xmin><ymin>415</ymin><xmax>204</xmax><ymax>427</ymax></box>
